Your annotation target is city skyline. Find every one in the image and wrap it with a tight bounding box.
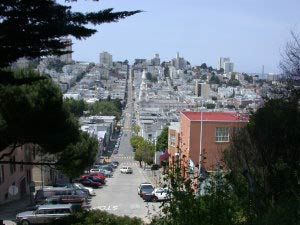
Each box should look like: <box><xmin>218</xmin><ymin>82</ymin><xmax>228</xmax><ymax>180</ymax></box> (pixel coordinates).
<box><xmin>59</xmin><ymin>0</ymin><xmax>300</xmax><ymax>73</ymax></box>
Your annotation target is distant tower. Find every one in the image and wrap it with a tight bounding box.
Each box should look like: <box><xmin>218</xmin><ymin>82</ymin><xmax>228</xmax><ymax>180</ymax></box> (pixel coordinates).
<box><xmin>60</xmin><ymin>38</ymin><xmax>72</xmax><ymax>63</ymax></box>
<box><xmin>217</xmin><ymin>57</ymin><xmax>230</xmax><ymax>70</ymax></box>
<box><xmin>100</xmin><ymin>51</ymin><xmax>113</xmax><ymax>68</ymax></box>
<box><xmin>262</xmin><ymin>65</ymin><xmax>264</xmax><ymax>79</ymax></box>
<box><xmin>138</xmin><ymin>70</ymin><xmax>148</xmax><ymax>102</ymax></box>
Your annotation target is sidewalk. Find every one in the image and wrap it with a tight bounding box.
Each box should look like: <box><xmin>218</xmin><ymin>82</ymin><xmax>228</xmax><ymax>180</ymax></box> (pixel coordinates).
<box><xmin>0</xmin><ymin>196</ymin><xmax>31</xmax><ymax>225</ymax></box>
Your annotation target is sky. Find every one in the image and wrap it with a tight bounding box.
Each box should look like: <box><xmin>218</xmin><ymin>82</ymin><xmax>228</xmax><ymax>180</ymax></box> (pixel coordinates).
<box><xmin>59</xmin><ymin>0</ymin><xmax>300</xmax><ymax>73</ymax></box>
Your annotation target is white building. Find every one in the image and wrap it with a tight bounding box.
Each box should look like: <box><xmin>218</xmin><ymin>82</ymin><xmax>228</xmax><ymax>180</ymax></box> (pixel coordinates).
<box><xmin>224</xmin><ymin>62</ymin><xmax>234</xmax><ymax>73</ymax></box>
<box><xmin>217</xmin><ymin>57</ymin><xmax>230</xmax><ymax>70</ymax></box>
<box><xmin>195</xmin><ymin>81</ymin><xmax>210</xmax><ymax>98</ymax></box>
<box><xmin>99</xmin><ymin>51</ymin><xmax>113</xmax><ymax>68</ymax></box>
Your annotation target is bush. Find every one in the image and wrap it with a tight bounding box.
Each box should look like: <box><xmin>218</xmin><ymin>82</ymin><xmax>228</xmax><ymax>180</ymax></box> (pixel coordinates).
<box><xmin>52</xmin><ymin>210</ymin><xmax>143</xmax><ymax>225</ymax></box>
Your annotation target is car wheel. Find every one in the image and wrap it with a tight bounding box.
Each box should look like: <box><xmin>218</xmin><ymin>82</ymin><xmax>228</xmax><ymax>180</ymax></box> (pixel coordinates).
<box><xmin>152</xmin><ymin>196</ymin><xmax>158</xmax><ymax>202</ymax></box>
<box><xmin>21</xmin><ymin>220</ymin><xmax>30</xmax><ymax>225</ymax></box>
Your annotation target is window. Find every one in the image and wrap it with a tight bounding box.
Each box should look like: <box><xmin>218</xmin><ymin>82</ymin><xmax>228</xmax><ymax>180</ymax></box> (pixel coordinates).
<box><xmin>0</xmin><ymin>165</ymin><xmax>4</xmax><ymax>185</ymax></box>
<box><xmin>170</xmin><ymin>134</ymin><xmax>176</xmax><ymax>146</ymax></box>
<box><xmin>215</xmin><ymin>127</ymin><xmax>229</xmax><ymax>142</ymax></box>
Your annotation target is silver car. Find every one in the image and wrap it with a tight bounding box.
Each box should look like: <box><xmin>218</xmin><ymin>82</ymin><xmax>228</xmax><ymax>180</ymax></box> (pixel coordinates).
<box><xmin>16</xmin><ymin>204</ymin><xmax>73</xmax><ymax>225</ymax></box>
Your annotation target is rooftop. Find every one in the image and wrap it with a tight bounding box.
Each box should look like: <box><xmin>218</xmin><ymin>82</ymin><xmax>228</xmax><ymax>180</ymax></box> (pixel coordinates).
<box><xmin>181</xmin><ymin>111</ymin><xmax>249</xmax><ymax>122</ymax></box>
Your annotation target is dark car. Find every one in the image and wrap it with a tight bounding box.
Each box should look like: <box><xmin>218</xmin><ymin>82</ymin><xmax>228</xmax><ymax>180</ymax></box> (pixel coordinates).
<box><xmin>111</xmin><ymin>161</ymin><xmax>119</xmax><ymax>166</ymax></box>
<box><xmin>80</xmin><ymin>178</ymin><xmax>102</xmax><ymax>188</ymax></box>
<box><xmin>138</xmin><ymin>183</ymin><xmax>154</xmax><ymax>197</ymax></box>
<box><xmin>84</xmin><ymin>176</ymin><xmax>106</xmax><ymax>185</ymax></box>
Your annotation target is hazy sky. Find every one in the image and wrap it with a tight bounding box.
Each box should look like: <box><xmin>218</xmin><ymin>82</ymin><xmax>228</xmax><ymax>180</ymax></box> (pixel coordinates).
<box><xmin>59</xmin><ymin>0</ymin><xmax>300</xmax><ymax>73</ymax></box>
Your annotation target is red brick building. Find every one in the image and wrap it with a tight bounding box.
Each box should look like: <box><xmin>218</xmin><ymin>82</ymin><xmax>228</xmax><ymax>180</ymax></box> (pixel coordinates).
<box><xmin>168</xmin><ymin>111</ymin><xmax>248</xmax><ymax>178</ymax></box>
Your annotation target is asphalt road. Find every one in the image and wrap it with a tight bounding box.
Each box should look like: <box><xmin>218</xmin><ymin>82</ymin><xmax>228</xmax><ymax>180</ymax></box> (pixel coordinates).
<box><xmin>90</xmin><ymin>69</ymin><xmax>162</xmax><ymax>222</ymax></box>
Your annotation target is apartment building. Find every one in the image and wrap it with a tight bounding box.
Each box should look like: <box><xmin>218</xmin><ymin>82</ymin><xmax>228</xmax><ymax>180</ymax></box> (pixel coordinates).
<box><xmin>0</xmin><ymin>145</ymin><xmax>33</xmax><ymax>204</ymax></box>
<box><xmin>168</xmin><ymin>111</ymin><xmax>248</xmax><ymax>178</ymax></box>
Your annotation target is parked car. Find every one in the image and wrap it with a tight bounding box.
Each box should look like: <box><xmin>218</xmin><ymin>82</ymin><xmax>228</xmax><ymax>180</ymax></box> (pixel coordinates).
<box><xmin>83</xmin><ymin>176</ymin><xmax>106</xmax><ymax>185</ymax></box>
<box><xmin>80</xmin><ymin>178</ymin><xmax>102</xmax><ymax>188</ymax></box>
<box><xmin>99</xmin><ymin>169</ymin><xmax>113</xmax><ymax>178</ymax></box>
<box><xmin>120</xmin><ymin>166</ymin><xmax>133</xmax><ymax>174</ymax></box>
<box><xmin>143</xmin><ymin>188</ymin><xmax>170</xmax><ymax>202</ymax></box>
<box><xmin>85</xmin><ymin>172</ymin><xmax>105</xmax><ymax>180</ymax></box>
<box><xmin>111</xmin><ymin>161</ymin><xmax>119</xmax><ymax>166</ymax></box>
<box><xmin>73</xmin><ymin>183</ymin><xmax>96</xmax><ymax>196</ymax></box>
<box><xmin>34</xmin><ymin>187</ymin><xmax>88</xmax><ymax>204</ymax></box>
<box><xmin>16</xmin><ymin>204</ymin><xmax>74</xmax><ymax>225</ymax></box>
<box><xmin>137</xmin><ymin>183</ymin><xmax>154</xmax><ymax>197</ymax></box>
<box><xmin>52</xmin><ymin>183</ymin><xmax>92</xmax><ymax>197</ymax></box>
<box><xmin>113</xmin><ymin>150</ymin><xmax>118</xmax><ymax>154</ymax></box>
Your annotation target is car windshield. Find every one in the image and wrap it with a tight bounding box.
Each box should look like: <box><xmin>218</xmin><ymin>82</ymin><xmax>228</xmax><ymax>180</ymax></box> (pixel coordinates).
<box><xmin>142</xmin><ymin>185</ymin><xmax>154</xmax><ymax>190</ymax></box>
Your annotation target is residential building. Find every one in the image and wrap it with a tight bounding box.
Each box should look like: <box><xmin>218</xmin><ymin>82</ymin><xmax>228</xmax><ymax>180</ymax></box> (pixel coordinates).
<box><xmin>168</xmin><ymin>111</ymin><xmax>248</xmax><ymax>179</ymax></box>
<box><xmin>0</xmin><ymin>145</ymin><xmax>33</xmax><ymax>204</ymax></box>
<box><xmin>195</xmin><ymin>81</ymin><xmax>210</xmax><ymax>98</ymax></box>
<box><xmin>151</xmin><ymin>54</ymin><xmax>160</xmax><ymax>66</ymax></box>
<box><xmin>224</xmin><ymin>62</ymin><xmax>234</xmax><ymax>73</ymax></box>
<box><xmin>100</xmin><ymin>51</ymin><xmax>113</xmax><ymax>68</ymax></box>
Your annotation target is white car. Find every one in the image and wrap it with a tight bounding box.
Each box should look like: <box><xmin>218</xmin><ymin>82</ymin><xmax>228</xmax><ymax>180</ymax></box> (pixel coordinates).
<box><xmin>151</xmin><ymin>188</ymin><xmax>170</xmax><ymax>202</ymax></box>
<box><xmin>120</xmin><ymin>166</ymin><xmax>133</xmax><ymax>174</ymax></box>
<box><xmin>73</xmin><ymin>183</ymin><xmax>96</xmax><ymax>196</ymax></box>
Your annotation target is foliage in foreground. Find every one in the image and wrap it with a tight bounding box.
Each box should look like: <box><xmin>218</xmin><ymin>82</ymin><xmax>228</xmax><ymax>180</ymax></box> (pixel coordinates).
<box><xmin>152</xmin><ymin>98</ymin><xmax>299</xmax><ymax>225</ymax></box>
<box><xmin>0</xmin><ymin>69</ymin><xmax>98</xmax><ymax>177</ymax></box>
<box><xmin>52</xmin><ymin>209</ymin><xmax>144</xmax><ymax>225</ymax></box>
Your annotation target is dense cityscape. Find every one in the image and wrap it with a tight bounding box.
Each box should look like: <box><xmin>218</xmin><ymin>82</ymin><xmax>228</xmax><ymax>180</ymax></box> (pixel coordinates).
<box><xmin>0</xmin><ymin>1</ymin><xmax>299</xmax><ymax>225</ymax></box>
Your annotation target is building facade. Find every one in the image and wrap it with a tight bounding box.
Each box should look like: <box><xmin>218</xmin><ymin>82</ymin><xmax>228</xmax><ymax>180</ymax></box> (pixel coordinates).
<box><xmin>224</xmin><ymin>62</ymin><xmax>234</xmax><ymax>73</ymax></box>
<box><xmin>100</xmin><ymin>51</ymin><xmax>113</xmax><ymax>68</ymax></box>
<box><xmin>168</xmin><ymin>111</ymin><xmax>248</xmax><ymax>179</ymax></box>
<box><xmin>0</xmin><ymin>145</ymin><xmax>33</xmax><ymax>204</ymax></box>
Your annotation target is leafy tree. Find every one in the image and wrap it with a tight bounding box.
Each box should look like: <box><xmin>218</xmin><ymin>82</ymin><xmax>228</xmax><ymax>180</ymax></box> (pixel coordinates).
<box><xmin>228</xmin><ymin>78</ymin><xmax>240</xmax><ymax>87</ymax></box>
<box><xmin>208</xmin><ymin>66</ymin><xmax>213</xmax><ymax>72</ymax></box>
<box><xmin>0</xmin><ymin>69</ymin><xmax>79</xmax><ymax>155</ymax></box>
<box><xmin>130</xmin><ymin>136</ymin><xmax>144</xmax><ymax>151</ymax></box>
<box><xmin>146</xmin><ymin>72</ymin><xmax>152</xmax><ymax>81</ymax></box>
<box><xmin>57</xmin><ymin>132</ymin><xmax>98</xmax><ymax>178</ymax></box>
<box><xmin>205</xmin><ymin>103</ymin><xmax>216</xmax><ymax>109</ymax></box>
<box><xmin>224</xmin><ymin>99</ymin><xmax>300</xmax><ymax>224</ymax></box>
<box><xmin>89</xmin><ymin>100</ymin><xmax>121</xmax><ymax>120</ymax></box>
<box><xmin>209</xmin><ymin>75</ymin><xmax>220</xmax><ymax>84</ymax></box>
<box><xmin>151</xmin><ymin>165</ymin><xmax>245</xmax><ymax>225</ymax></box>
<box><xmin>53</xmin><ymin>209</ymin><xmax>143</xmax><ymax>225</ymax></box>
<box><xmin>131</xmin><ymin>124</ymin><xmax>140</xmax><ymax>135</ymax></box>
<box><xmin>0</xmin><ymin>69</ymin><xmax>98</xmax><ymax>176</ymax></box>
<box><xmin>156</xmin><ymin>127</ymin><xmax>168</xmax><ymax>152</ymax></box>
<box><xmin>64</xmin><ymin>98</ymin><xmax>88</xmax><ymax>117</ymax></box>
<box><xmin>217</xmin><ymin>68</ymin><xmax>225</xmax><ymax>74</ymax></box>
<box><xmin>200</xmin><ymin>63</ymin><xmax>207</xmax><ymax>69</ymax></box>
<box><xmin>243</xmin><ymin>73</ymin><xmax>253</xmax><ymax>83</ymax></box>
<box><xmin>201</xmin><ymin>74</ymin><xmax>207</xmax><ymax>81</ymax></box>
<box><xmin>0</xmin><ymin>0</ymin><xmax>141</xmax><ymax>68</ymax></box>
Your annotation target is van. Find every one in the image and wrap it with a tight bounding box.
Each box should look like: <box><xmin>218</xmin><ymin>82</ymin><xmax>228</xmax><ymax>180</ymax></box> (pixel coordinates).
<box><xmin>34</xmin><ymin>187</ymin><xmax>87</xmax><ymax>204</ymax></box>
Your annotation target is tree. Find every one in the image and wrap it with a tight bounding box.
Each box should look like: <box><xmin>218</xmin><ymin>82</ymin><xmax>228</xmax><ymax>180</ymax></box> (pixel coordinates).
<box><xmin>131</xmin><ymin>124</ymin><xmax>140</xmax><ymax>135</ymax></box>
<box><xmin>280</xmin><ymin>31</ymin><xmax>300</xmax><ymax>99</ymax></box>
<box><xmin>0</xmin><ymin>0</ymin><xmax>141</xmax><ymax>68</ymax></box>
<box><xmin>0</xmin><ymin>69</ymin><xmax>98</xmax><ymax>176</ymax></box>
<box><xmin>64</xmin><ymin>98</ymin><xmax>88</xmax><ymax>117</ymax></box>
<box><xmin>57</xmin><ymin>132</ymin><xmax>98</xmax><ymax>178</ymax></box>
<box><xmin>156</xmin><ymin>127</ymin><xmax>168</xmax><ymax>152</ymax></box>
<box><xmin>209</xmin><ymin>75</ymin><xmax>220</xmax><ymax>84</ymax></box>
<box><xmin>224</xmin><ymin>99</ymin><xmax>300</xmax><ymax>224</ymax></box>
<box><xmin>146</xmin><ymin>72</ymin><xmax>152</xmax><ymax>81</ymax></box>
<box><xmin>89</xmin><ymin>100</ymin><xmax>122</xmax><ymax>120</ymax></box>
<box><xmin>200</xmin><ymin>63</ymin><xmax>207</xmax><ymax>69</ymax></box>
